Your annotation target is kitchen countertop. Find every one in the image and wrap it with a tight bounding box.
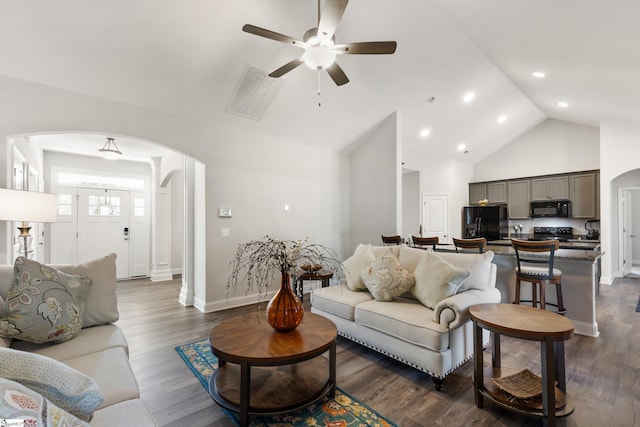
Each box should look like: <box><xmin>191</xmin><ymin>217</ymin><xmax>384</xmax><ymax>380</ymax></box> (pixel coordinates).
<box><xmin>488</xmin><ymin>238</ymin><xmax>601</xmax><ymax>251</ymax></box>
<box><xmin>436</xmin><ymin>244</ymin><xmax>603</xmax><ymax>262</ymax></box>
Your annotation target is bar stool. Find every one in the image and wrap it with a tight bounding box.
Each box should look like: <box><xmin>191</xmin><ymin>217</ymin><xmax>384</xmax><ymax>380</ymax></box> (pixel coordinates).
<box><xmin>452</xmin><ymin>237</ymin><xmax>487</xmax><ymax>253</ymax></box>
<box><xmin>381</xmin><ymin>235</ymin><xmax>402</xmax><ymax>245</ymax></box>
<box><xmin>511</xmin><ymin>238</ymin><xmax>566</xmax><ymax>315</ymax></box>
<box><xmin>411</xmin><ymin>235</ymin><xmax>438</xmax><ymax>250</ymax></box>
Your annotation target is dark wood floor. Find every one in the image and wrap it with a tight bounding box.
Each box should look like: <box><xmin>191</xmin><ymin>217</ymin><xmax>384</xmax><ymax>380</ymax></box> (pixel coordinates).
<box><xmin>115</xmin><ymin>276</ymin><xmax>640</xmax><ymax>427</ymax></box>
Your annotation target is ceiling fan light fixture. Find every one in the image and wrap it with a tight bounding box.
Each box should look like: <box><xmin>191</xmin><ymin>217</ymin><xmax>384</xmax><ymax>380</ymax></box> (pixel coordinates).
<box><xmin>98</xmin><ymin>137</ymin><xmax>122</xmax><ymax>160</ymax></box>
<box><xmin>303</xmin><ymin>46</ymin><xmax>336</xmax><ymax>70</ymax></box>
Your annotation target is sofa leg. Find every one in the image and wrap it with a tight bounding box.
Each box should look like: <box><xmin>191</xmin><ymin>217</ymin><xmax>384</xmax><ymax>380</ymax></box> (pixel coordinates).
<box><xmin>432</xmin><ymin>377</ymin><xmax>444</xmax><ymax>391</ymax></box>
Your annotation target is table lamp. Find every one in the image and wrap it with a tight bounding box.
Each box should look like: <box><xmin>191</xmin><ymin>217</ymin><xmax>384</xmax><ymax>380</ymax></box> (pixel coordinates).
<box><xmin>0</xmin><ymin>188</ymin><xmax>58</xmax><ymax>258</ymax></box>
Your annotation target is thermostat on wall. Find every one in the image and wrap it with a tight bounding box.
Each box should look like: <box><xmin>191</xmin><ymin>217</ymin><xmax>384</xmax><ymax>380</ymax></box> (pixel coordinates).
<box><xmin>218</xmin><ymin>206</ymin><xmax>232</xmax><ymax>218</ymax></box>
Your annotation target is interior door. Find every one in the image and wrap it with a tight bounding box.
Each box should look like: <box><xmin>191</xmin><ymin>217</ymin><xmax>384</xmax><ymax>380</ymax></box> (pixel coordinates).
<box><xmin>422</xmin><ymin>194</ymin><xmax>449</xmax><ymax>243</ymax></box>
<box><xmin>622</xmin><ymin>189</ymin><xmax>633</xmax><ymax>276</ymax></box>
<box><xmin>77</xmin><ymin>188</ymin><xmax>130</xmax><ymax>278</ymax></box>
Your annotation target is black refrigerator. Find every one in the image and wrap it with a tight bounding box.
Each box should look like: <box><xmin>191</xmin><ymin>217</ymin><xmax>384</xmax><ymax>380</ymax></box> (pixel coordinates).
<box><xmin>463</xmin><ymin>205</ymin><xmax>508</xmax><ymax>241</ymax></box>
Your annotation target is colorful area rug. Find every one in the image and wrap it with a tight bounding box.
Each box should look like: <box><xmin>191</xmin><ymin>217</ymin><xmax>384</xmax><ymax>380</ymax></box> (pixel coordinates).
<box><xmin>175</xmin><ymin>339</ymin><xmax>396</xmax><ymax>427</ymax></box>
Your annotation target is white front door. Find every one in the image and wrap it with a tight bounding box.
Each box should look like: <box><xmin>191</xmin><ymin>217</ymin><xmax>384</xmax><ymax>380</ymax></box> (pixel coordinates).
<box><xmin>422</xmin><ymin>194</ymin><xmax>449</xmax><ymax>243</ymax></box>
<box><xmin>77</xmin><ymin>188</ymin><xmax>130</xmax><ymax>278</ymax></box>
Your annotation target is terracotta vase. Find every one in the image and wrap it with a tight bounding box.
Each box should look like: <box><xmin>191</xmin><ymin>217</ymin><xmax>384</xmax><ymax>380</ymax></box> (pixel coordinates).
<box><xmin>266</xmin><ymin>271</ymin><xmax>304</xmax><ymax>332</ymax></box>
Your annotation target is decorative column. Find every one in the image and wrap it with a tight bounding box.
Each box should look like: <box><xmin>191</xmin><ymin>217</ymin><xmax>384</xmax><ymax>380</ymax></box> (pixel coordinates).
<box><xmin>150</xmin><ymin>156</ymin><xmax>173</xmax><ymax>281</ymax></box>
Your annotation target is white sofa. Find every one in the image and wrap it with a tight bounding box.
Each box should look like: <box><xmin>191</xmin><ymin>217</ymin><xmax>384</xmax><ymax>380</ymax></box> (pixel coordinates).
<box><xmin>0</xmin><ymin>254</ymin><xmax>156</xmax><ymax>426</ymax></box>
<box><xmin>311</xmin><ymin>244</ymin><xmax>501</xmax><ymax>390</ymax></box>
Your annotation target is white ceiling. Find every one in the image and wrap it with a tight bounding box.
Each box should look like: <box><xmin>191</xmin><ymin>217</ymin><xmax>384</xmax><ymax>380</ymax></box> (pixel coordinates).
<box><xmin>1</xmin><ymin>0</ymin><xmax>638</xmax><ymax>166</ymax></box>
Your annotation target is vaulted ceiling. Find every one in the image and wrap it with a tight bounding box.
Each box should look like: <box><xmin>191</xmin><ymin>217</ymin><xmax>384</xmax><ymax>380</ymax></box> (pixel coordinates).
<box><xmin>1</xmin><ymin>0</ymin><xmax>638</xmax><ymax>166</ymax></box>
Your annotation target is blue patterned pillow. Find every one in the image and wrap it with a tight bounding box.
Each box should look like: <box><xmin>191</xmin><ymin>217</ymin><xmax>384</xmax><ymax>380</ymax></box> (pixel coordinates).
<box><xmin>0</xmin><ymin>347</ymin><xmax>103</xmax><ymax>422</ymax></box>
<box><xmin>0</xmin><ymin>257</ymin><xmax>92</xmax><ymax>344</ymax></box>
<box><xmin>0</xmin><ymin>378</ymin><xmax>91</xmax><ymax>426</ymax></box>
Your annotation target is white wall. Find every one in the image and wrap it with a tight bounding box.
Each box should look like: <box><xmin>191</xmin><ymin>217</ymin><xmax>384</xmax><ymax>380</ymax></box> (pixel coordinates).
<box><xmin>473</xmin><ymin>119</ymin><xmax>599</xmax><ymax>182</ymax></box>
<box><xmin>599</xmin><ymin>121</ymin><xmax>640</xmax><ymax>283</ymax></box>
<box><xmin>0</xmin><ymin>75</ymin><xmax>348</xmax><ymax>309</ymax></box>
<box><xmin>349</xmin><ymin>113</ymin><xmax>399</xmax><ymax>252</ymax></box>
<box><xmin>402</xmin><ymin>170</ymin><xmax>420</xmax><ymax>238</ymax></box>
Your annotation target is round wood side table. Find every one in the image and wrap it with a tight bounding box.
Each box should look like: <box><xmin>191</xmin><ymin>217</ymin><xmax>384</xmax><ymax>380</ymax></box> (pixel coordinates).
<box><xmin>208</xmin><ymin>311</ymin><xmax>337</xmax><ymax>427</ymax></box>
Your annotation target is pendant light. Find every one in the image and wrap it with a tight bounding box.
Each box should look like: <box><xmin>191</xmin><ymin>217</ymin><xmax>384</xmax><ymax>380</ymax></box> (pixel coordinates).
<box><xmin>99</xmin><ymin>137</ymin><xmax>122</xmax><ymax>159</ymax></box>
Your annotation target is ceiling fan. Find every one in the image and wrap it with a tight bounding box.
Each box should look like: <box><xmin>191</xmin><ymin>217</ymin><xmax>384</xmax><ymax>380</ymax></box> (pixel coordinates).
<box><xmin>242</xmin><ymin>0</ymin><xmax>397</xmax><ymax>86</ymax></box>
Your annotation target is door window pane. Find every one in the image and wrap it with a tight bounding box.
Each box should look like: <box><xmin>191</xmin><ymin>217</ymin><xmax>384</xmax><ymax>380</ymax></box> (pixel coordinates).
<box><xmin>58</xmin><ymin>194</ymin><xmax>73</xmax><ymax>216</ymax></box>
<box><xmin>88</xmin><ymin>195</ymin><xmax>121</xmax><ymax>216</ymax></box>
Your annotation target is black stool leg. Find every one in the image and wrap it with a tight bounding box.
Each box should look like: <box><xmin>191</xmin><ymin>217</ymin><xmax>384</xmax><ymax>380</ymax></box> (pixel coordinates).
<box><xmin>556</xmin><ymin>281</ymin><xmax>566</xmax><ymax>315</ymax></box>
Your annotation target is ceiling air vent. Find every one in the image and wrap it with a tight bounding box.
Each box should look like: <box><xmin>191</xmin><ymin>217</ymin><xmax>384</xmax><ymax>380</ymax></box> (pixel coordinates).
<box><xmin>225</xmin><ymin>66</ymin><xmax>282</xmax><ymax>120</ymax></box>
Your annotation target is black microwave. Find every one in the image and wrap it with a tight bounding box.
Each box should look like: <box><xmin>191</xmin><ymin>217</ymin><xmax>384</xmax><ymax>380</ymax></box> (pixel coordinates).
<box><xmin>530</xmin><ymin>200</ymin><xmax>571</xmax><ymax>218</ymax></box>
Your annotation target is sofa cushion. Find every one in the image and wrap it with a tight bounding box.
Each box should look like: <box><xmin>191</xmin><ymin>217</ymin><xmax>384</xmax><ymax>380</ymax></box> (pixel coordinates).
<box><xmin>54</xmin><ymin>253</ymin><xmax>119</xmax><ymax>327</ymax></box>
<box><xmin>0</xmin><ymin>377</ymin><xmax>90</xmax><ymax>426</ymax></box>
<box><xmin>361</xmin><ymin>252</ymin><xmax>415</xmax><ymax>301</ymax></box>
<box><xmin>11</xmin><ymin>324</ymin><xmax>129</xmax><ymax>361</ymax></box>
<box><xmin>0</xmin><ymin>257</ymin><xmax>92</xmax><ymax>344</ymax></box>
<box><xmin>371</xmin><ymin>245</ymin><xmax>400</xmax><ymax>259</ymax></box>
<box><xmin>411</xmin><ymin>252</ymin><xmax>469</xmax><ymax>309</ymax></box>
<box><xmin>342</xmin><ymin>244</ymin><xmax>376</xmax><ymax>291</ymax></box>
<box><xmin>311</xmin><ymin>285</ymin><xmax>373</xmax><ymax>321</ymax></box>
<box><xmin>437</xmin><ymin>251</ymin><xmax>495</xmax><ymax>291</ymax></box>
<box><xmin>90</xmin><ymin>399</ymin><xmax>157</xmax><ymax>427</ymax></box>
<box><xmin>0</xmin><ymin>347</ymin><xmax>103</xmax><ymax>422</ymax></box>
<box><xmin>63</xmin><ymin>347</ymin><xmax>140</xmax><ymax>409</ymax></box>
<box><xmin>354</xmin><ymin>298</ymin><xmax>449</xmax><ymax>352</ymax></box>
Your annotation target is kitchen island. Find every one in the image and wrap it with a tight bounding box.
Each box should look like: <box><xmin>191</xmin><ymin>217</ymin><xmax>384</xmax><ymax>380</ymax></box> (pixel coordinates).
<box><xmin>436</xmin><ymin>243</ymin><xmax>602</xmax><ymax>337</ymax></box>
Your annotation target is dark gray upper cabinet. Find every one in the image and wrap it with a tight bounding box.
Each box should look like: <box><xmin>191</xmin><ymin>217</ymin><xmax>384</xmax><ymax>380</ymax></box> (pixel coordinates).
<box><xmin>469</xmin><ymin>170</ymin><xmax>599</xmax><ymax>219</ymax></box>
<box><xmin>531</xmin><ymin>176</ymin><xmax>569</xmax><ymax>200</ymax></box>
<box><xmin>507</xmin><ymin>180</ymin><xmax>530</xmax><ymax>219</ymax></box>
<box><xmin>570</xmin><ymin>173</ymin><xmax>598</xmax><ymax>218</ymax></box>
<box><xmin>487</xmin><ymin>182</ymin><xmax>507</xmax><ymax>204</ymax></box>
<box><xmin>469</xmin><ymin>183</ymin><xmax>487</xmax><ymax>205</ymax></box>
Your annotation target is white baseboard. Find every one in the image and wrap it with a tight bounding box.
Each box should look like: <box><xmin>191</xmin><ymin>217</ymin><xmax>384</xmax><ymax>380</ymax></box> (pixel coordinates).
<box><xmin>199</xmin><ymin>291</ymin><xmax>276</xmax><ymax>313</ymax></box>
<box><xmin>150</xmin><ymin>268</ymin><xmax>173</xmax><ymax>282</ymax></box>
<box><xmin>572</xmin><ymin>319</ymin><xmax>599</xmax><ymax>337</ymax></box>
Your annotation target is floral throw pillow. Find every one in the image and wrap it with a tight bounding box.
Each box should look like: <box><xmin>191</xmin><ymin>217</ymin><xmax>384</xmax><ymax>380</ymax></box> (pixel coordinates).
<box><xmin>0</xmin><ymin>257</ymin><xmax>92</xmax><ymax>344</ymax></box>
<box><xmin>361</xmin><ymin>251</ymin><xmax>415</xmax><ymax>301</ymax></box>
<box><xmin>0</xmin><ymin>378</ymin><xmax>90</xmax><ymax>427</ymax></box>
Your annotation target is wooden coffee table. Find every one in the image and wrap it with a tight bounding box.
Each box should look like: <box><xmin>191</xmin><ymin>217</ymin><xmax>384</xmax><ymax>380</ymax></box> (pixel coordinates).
<box><xmin>208</xmin><ymin>311</ymin><xmax>337</xmax><ymax>427</ymax></box>
<box><xmin>469</xmin><ymin>303</ymin><xmax>574</xmax><ymax>427</ymax></box>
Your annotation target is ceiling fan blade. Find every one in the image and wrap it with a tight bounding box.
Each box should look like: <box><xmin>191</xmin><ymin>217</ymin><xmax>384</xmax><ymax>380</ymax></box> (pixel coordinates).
<box><xmin>326</xmin><ymin>62</ymin><xmax>349</xmax><ymax>86</ymax></box>
<box><xmin>317</xmin><ymin>0</ymin><xmax>349</xmax><ymax>41</ymax></box>
<box><xmin>269</xmin><ymin>58</ymin><xmax>304</xmax><ymax>78</ymax></box>
<box><xmin>242</xmin><ymin>24</ymin><xmax>307</xmax><ymax>48</ymax></box>
<box><xmin>333</xmin><ymin>41</ymin><xmax>397</xmax><ymax>55</ymax></box>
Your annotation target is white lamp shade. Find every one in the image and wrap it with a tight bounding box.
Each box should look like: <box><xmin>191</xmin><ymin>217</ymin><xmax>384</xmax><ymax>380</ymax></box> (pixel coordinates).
<box><xmin>0</xmin><ymin>189</ymin><xmax>58</xmax><ymax>223</ymax></box>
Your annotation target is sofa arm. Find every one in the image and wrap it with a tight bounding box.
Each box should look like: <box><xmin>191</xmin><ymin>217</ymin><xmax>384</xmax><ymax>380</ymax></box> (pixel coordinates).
<box><xmin>433</xmin><ymin>288</ymin><xmax>501</xmax><ymax>328</ymax></box>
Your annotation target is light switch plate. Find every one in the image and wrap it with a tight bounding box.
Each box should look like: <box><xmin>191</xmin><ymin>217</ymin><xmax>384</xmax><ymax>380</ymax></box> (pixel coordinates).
<box><xmin>221</xmin><ymin>228</ymin><xmax>230</xmax><ymax>237</ymax></box>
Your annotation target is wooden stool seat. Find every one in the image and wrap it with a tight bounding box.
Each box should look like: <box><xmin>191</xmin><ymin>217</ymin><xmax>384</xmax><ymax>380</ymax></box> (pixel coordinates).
<box><xmin>511</xmin><ymin>238</ymin><xmax>566</xmax><ymax>315</ymax></box>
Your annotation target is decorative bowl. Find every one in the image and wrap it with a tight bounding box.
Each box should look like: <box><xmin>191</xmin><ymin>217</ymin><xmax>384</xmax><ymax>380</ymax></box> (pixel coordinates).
<box><xmin>300</xmin><ymin>263</ymin><xmax>322</xmax><ymax>273</ymax></box>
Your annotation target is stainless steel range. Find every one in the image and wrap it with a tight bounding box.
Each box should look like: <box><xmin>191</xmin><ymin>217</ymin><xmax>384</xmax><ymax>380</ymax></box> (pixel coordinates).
<box><xmin>529</xmin><ymin>226</ymin><xmax>573</xmax><ymax>242</ymax></box>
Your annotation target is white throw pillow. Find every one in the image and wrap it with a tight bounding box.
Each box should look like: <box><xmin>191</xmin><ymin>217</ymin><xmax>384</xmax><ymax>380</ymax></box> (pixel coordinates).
<box><xmin>361</xmin><ymin>252</ymin><xmax>415</xmax><ymax>301</ymax></box>
<box><xmin>437</xmin><ymin>251</ymin><xmax>495</xmax><ymax>291</ymax></box>
<box><xmin>343</xmin><ymin>244</ymin><xmax>376</xmax><ymax>291</ymax></box>
<box><xmin>0</xmin><ymin>347</ymin><xmax>103</xmax><ymax>422</ymax></box>
<box><xmin>411</xmin><ymin>251</ymin><xmax>470</xmax><ymax>309</ymax></box>
<box><xmin>398</xmin><ymin>244</ymin><xmax>425</xmax><ymax>274</ymax></box>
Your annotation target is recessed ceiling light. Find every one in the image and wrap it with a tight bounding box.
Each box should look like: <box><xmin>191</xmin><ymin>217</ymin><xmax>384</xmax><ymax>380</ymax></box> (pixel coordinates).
<box><xmin>557</xmin><ymin>101</ymin><xmax>569</xmax><ymax>108</ymax></box>
<box><xmin>532</xmin><ymin>71</ymin><xmax>546</xmax><ymax>78</ymax></box>
<box><xmin>457</xmin><ymin>143</ymin><xmax>467</xmax><ymax>152</ymax></box>
<box><xmin>463</xmin><ymin>92</ymin><xmax>475</xmax><ymax>103</ymax></box>
<box><xmin>420</xmin><ymin>129</ymin><xmax>431</xmax><ymax>137</ymax></box>
<box><xmin>497</xmin><ymin>115</ymin><xmax>507</xmax><ymax>124</ymax></box>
